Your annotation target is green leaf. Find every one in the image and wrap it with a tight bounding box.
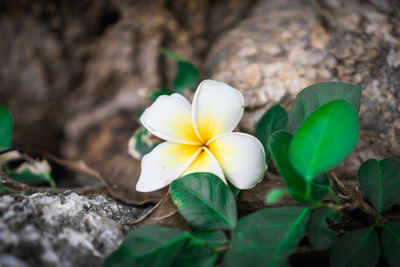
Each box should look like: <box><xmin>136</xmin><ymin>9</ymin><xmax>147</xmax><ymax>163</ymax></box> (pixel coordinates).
<box><xmin>160</xmin><ymin>47</ymin><xmax>185</xmax><ymax>61</ymax></box>
<box><xmin>172</xmin><ymin>238</ymin><xmax>217</xmax><ymax>267</ymax></box>
<box><xmin>288</xmin><ymin>81</ymin><xmax>362</xmax><ymax>133</ymax></box>
<box><xmin>358</xmin><ymin>158</ymin><xmax>400</xmax><ymax>213</ymax></box>
<box><xmin>0</xmin><ymin>106</ymin><xmax>12</xmax><ymax>150</ymax></box>
<box><xmin>104</xmin><ymin>226</ymin><xmax>189</xmax><ymax>267</ymax></box>
<box><xmin>265</xmin><ymin>188</ymin><xmax>286</xmax><ymax>204</ymax></box>
<box><xmin>229</xmin><ymin>182</ymin><xmax>240</xmax><ymax>197</ymax></box>
<box><xmin>289</xmin><ymin>100</ymin><xmax>359</xmax><ymax>180</ymax></box>
<box><xmin>190</xmin><ymin>229</ymin><xmax>228</xmax><ymax>249</ymax></box>
<box><xmin>127</xmin><ymin>127</ymin><xmax>159</xmax><ymax>160</ymax></box>
<box><xmin>269</xmin><ymin>130</ymin><xmax>329</xmax><ymax>203</ymax></box>
<box><xmin>149</xmin><ymin>88</ymin><xmax>173</xmax><ymax>102</ymax></box>
<box><xmin>1</xmin><ymin>157</ymin><xmax>56</xmax><ymax>189</ymax></box>
<box><xmin>161</xmin><ymin>48</ymin><xmax>199</xmax><ymax>94</ymax></box>
<box><xmin>223</xmin><ymin>207</ymin><xmax>311</xmax><ymax>267</ymax></box>
<box><xmin>330</xmin><ymin>228</ymin><xmax>380</xmax><ymax>267</ymax></box>
<box><xmin>381</xmin><ymin>222</ymin><xmax>400</xmax><ymax>267</ymax></box>
<box><xmin>7</xmin><ymin>168</ymin><xmax>55</xmax><ymax>188</ymax></box>
<box><xmin>170</xmin><ymin>173</ymin><xmax>237</xmax><ymax>230</ymax></box>
<box><xmin>255</xmin><ymin>105</ymin><xmax>288</xmax><ymax>163</ymax></box>
<box><xmin>307</xmin><ymin>207</ymin><xmax>342</xmax><ymax>251</ymax></box>
<box><xmin>173</xmin><ymin>61</ymin><xmax>199</xmax><ymax>94</ymax></box>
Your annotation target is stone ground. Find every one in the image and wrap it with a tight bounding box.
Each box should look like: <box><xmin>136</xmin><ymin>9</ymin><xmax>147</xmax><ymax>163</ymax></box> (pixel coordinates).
<box><xmin>0</xmin><ymin>191</ymin><xmax>149</xmax><ymax>266</ymax></box>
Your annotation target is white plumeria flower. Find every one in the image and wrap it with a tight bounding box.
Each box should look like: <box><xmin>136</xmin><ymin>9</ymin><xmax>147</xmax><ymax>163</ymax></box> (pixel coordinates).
<box><xmin>136</xmin><ymin>79</ymin><xmax>267</xmax><ymax>192</ymax></box>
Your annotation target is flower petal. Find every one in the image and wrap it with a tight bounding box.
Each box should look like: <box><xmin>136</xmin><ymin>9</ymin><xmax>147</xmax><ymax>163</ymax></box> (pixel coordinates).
<box><xmin>136</xmin><ymin>142</ymin><xmax>202</xmax><ymax>192</ymax></box>
<box><xmin>141</xmin><ymin>94</ymin><xmax>201</xmax><ymax>145</ymax></box>
<box><xmin>192</xmin><ymin>80</ymin><xmax>244</xmax><ymax>143</ymax></box>
<box><xmin>208</xmin><ymin>133</ymin><xmax>267</xmax><ymax>189</ymax></box>
<box><xmin>183</xmin><ymin>147</ymin><xmax>226</xmax><ymax>184</ymax></box>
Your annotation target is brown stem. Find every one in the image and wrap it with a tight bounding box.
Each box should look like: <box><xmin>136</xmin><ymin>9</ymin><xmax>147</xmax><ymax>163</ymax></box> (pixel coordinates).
<box><xmin>215</xmin><ymin>246</ymin><xmax>229</xmax><ymax>253</ymax></box>
<box><xmin>330</xmin><ymin>172</ymin><xmax>386</xmax><ymax>222</ymax></box>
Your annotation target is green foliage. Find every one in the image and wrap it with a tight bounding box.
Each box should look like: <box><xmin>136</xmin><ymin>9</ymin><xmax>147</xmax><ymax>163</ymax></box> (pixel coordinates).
<box><xmin>172</xmin><ymin>238</ymin><xmax>217</xmax><ymax>267</ymax></box>
<box><xmin>265</xmin><ymin>188</ymin><xmax>286</xmax><ymax>204</ymax></box>
<box><xmin>269</xmin><ymin>130</ymin><xmax>329</xmax><ymax>202</ymax></box>
<box><xmin>255</xmin><ymin>104</ymin><xmax>288</xmax><ymax>163</ymax></box>
<box><xmin>5</xmin><ymin>167</ymin><xmax>55</xmax><ymax>188</ymax></box>
<box><xmin>190</xmin><ymin>229</ymin><xmax>228</xmax><ymax>249</ymax></box>
<box><xmin>287</xmin><ymin>81</ymin><xmax>362</xmax><ymax>133</ymax></box>
<box><xmin>381</xmin><ymin>222</ymin><xmax>400</xmax><ymax>267</ymax></box>
<box><xmin>307</xmin><ymin>207</ymin><xmax>342</xmax><ymax>251</ymax></box>
<box><xmin>112</xmin><ymin>79</ymin><xmax>400</xmax><ymax>267</ymax></box>
<box><xmin>358</xmin><ymin>158</ymin><xmax>400</xmax><ymax>213</ymax></box>
<box><xmin>289</xmin><ymin>100</ymin><xmax>359</xmax><ymax>180</ymax></box>
<box><xmin>170</xmin><ymin>173</ymin><xmax>237</xmax><ymax>230</ymax></box>
<box><xmin>149</xmin><ymin>88</ymin><xmax>173</xmax><ymax>102</ymax></box>
<box><xmin>0</xmin><ymin>106</ymin><xmax>55</xmax><ymax>189</ymax></box>
<box><xmin>104</xmin><ymin>226</ymin><xmax>190</xmax><ymax>267</ymax></box>
<box><xmin>161</xmin><ymin>48</ymin><xmax>199</xmax><ymax>95</ymax></box>
<box><xmin>128</xmin><ymin>127</ymin><xmax>159</xmax><ymax>160</ymax></box>
<box><xmin>0</xmin><ymin>106</ymin><xmax>12</xmax><ymax>151</ymax></box>
<box><xmin>228</xmin><ymin>182</ymin><xmax>240</xmax><ymax>196</ymax></box>
<box><xmin>223</xmin><ymin>207</ymin><xmax>310</xmax><ymax>267</ymax></box>
<box><xmin>172</xmin><ymin>61</ymin><xmax>199</xmax><ymax>94</ymax></box>
<box><xmin>330</xmin><ymin>228</ymin><xmax>380</xmax><ymax>267</ymax></box>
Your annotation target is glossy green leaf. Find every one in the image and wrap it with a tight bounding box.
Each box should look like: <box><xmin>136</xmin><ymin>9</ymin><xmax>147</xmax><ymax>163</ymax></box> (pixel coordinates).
<box><xmin>149</xmin><ymin>88</ymin><xmax>173</xmax><ymax>102</ymax></box>
<box><xmin>223</xmin><ymin>207</ymin><xmax>310</xmax><ymax>267</ymax></box>
<box><xmin>170</xmin><ymin>173</ymin><xmax>237</xmax><ymax>230</ymax></box>
<box><xmin>358</xmin><ymin>158</ymin><xmax>400</xmax><ymax>213</ymax></box>
<box><xmin>190</xmin><ymin>229</ymin><xmax>228</xmax><ymax>249</ymax></box>
<box><xmin>255</xmin><ymin>104</ymin><xmax>288</xmax><ymax>163</ymax></box>
<box><xmin>381</xmin><ymin>222</ymin><xmax>400</xmax><ymax>267</ymax></box>
<box><xmin>269</xmin><ymin>130</ymin><xmax>329</xmax><ymax>203</ymax></box>
<box><xmin>0</xmin><ymin>106</ymin><xmax>12</xmax><ymax>150</ymax></box>
<box><xmin>161</xmin><ymin>48</ymin><xmax>199</xmax><ymax>94</ymax></box>
<box><xmin>289</xmin><ymin>100</ymin><xmax>359</xmax><ymax>180</ymax></box>
<box><xmin>307</xmin><ymin>207</ymin><xmax>342</xmax><ymax>251</ymax></box>
<box><xmin>104</xmin><ymin>226</ymin><xmax>189</xmax><ymax>267</ymax></box>
<box><xmin>330</xmin><ymin>228</ymin><xmax>380</xmax><ymax>267</ymax></box>
<box><xmin>127</xmin><ymin>127</ymin><xmax>159</xmax><ymax>160</ymax></box>
<box><xmin>172</xmin><ymin>238</ymin><xmax>217</xmax><ymax>267</ymax></box>
<box><xmin>288</xmin><ymin>82</ymin><xmax>361</xmax><ymax>133</ymax></box>
<box><xmin>265</xmin><ymin>188</ymin><xmax>286</xmax><ymax>204</ymax></box>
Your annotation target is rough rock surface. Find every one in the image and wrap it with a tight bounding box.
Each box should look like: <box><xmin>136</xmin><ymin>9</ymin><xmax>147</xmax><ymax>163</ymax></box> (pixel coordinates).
<box><xmin>205</xmin><ymin>0</ymin><xmax>400</xmax><ymax>178</ymax></box>
<box><xmin>0</xmin><ymin>191</ymin><xmax>149</xmax><ymax>267</ymax></box>
<box><xmin>0</xmin><ymin>0</ymin><xmax>254</xmax><ymax>164</ymax></box>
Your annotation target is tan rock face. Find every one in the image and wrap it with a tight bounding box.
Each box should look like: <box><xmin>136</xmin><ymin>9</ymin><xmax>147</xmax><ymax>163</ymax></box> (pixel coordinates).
<box><xmin>205</xmin><ymin>0</ymin><xmax>400</xmax><ymax>178</ymax></box>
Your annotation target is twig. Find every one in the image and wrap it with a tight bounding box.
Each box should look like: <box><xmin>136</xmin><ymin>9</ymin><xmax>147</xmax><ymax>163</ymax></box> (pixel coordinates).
<box><xmin>330</xmin><ymin>172</ymin><xmax>386</xmax><ymax>222</ymax></box>
<box><xmin>215</xmin><ymin>246</ymin><xmax>229</xmax><ymax>253</ymax></box>
<box><xmin>331</xmin><ymin>172</ymin><xmax>352</xmax><ymax>199</ymax></box>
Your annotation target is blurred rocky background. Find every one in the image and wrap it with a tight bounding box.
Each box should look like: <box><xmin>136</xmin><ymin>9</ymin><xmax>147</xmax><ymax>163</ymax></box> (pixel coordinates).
<box><xmin>0</xmin><ymin>0</ymin><xmax>399</xmax><ymax>265</ymax></box>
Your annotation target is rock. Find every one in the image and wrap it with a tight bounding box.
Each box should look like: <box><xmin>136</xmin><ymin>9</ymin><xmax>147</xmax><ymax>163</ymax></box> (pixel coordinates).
<box><xmin>0</xmin><ymin>191</ymin><xmax>150</xmax><ymax>266</ymax></box>
<box><xmin>205</xmin><ymin>0</ymin><xmax>400</xmax><ymax>178</ymax></box>
<box><xmin>0</xmin><ymin>0</ymin><xmax>256</xmax><ymax>163</ymax></box>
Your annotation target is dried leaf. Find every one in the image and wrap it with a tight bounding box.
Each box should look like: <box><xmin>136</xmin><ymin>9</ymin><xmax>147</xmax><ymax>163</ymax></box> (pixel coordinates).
<box><xmin>93</xmin><ymin>154</ymin><xmax>167</xmax><ymax>205</ymax></box>
<box><xmin>238</xmin><ymin>172</ymin><xmax>297</xmax><ymax>211</ymax></box>
<box><xmin>128</xmin><ymin>191</ymin><xmax>191</xmax><ymax>231</ymax></box>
